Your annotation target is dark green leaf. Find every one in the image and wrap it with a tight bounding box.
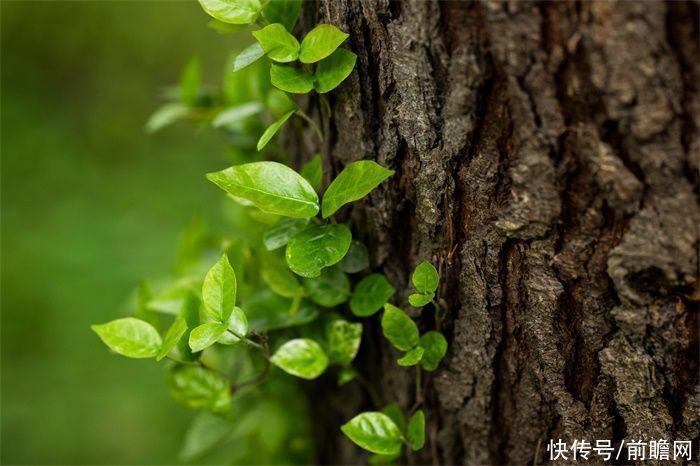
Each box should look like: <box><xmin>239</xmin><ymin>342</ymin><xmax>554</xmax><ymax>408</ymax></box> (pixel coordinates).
<box><xmin>270</xmin><ymin>64</ymin><xmax>314</xmax><ymax>94</ymax></box>
<box><xmin>339</xmin><ymin>239</ymin><xmax>369</xmax><ymax>274</ymax></box>
<box><xmin>261</xmin><ymin>0</ymin><xmax>301</xmax><ymax>31</ymax></box>
<box><xmin>381</xmin><ymin>303</ymin><xmax>419</xmax><ymax>351</ymax></box>
<box><xmin>406</xmin><ymin>410</ymin><xmax>425</xmax><ymax>451</ymax></box>
<box><xmin>232</xmin><ymin>42</ymin><xmax>265</xmax><ymax>72</ymax></box>
<box><xmin>299</xmin><ymin>24</ymin><xmax>349</xmax><ymax>63</ymax></box>
<box><xmin>322</xmin><ymin>160</ymin><xmax>394</xmax><ymax>218</ymax></box>
<box><xmin>315</xmin><ymin>48</ymin><xmax>357</xmax><ymax>93</ymax></box>
<box><xmin>338</xmin><ymin>366</ymin><xmax>357</xmax><ymax>386</ymax></box>
<box><xmin>92</xmin><ymin>318</ymin><xmax>162</xmax><ymax>359</ymax></box>
<box><xmin>156</xmin><ymin>317</ymin><xmax>188</xmax><ymax>361</ymax></box>
<box><xmin>167</xmin><ymin>364</ymin><xmax>231</xmax><ymax>413</ymax></box>
<box><xmin>198</xmin><ymin>0</ymin><xmax>262</xmax><ymax>24</ymax></box>
<box><xmin>180</xmin><ymin>57</ymin><xmax>201</xmax><ymax>105</ymax></box>
<box><xmin>303</xmin><ymin>266</ymin><xmax>350</xmax><ymax>307</ymax></box>
<box><xmin>257</xmin><ymin>110</ymin><xmax>295</xmax><ymax>151</ymax></box>
<box><xmin>189</xmin><ymin>322</ymin><xmax>228</xmax><ymax>352</ymax></box>
<box><xmin>418</xmin><ymin>331</ymin><xmax>447</xmax><ymax>371</ymax></box>
<box><xmin>326</xmin><ymin>319</ymin><xmax>362</xmax><ymax>366</ymax></box>
<box><xmin>412</xmin><ymin>261</ymin><xmax>439</xmax><ymax>294</ymax></box>
<box><xmin>381</xmin><ymin>403</ymin><xmax>406</xmax><ymax>432</ymax></box>
<box><xmin>368</xmin><ymin>453</ymin><xmax>400</xmax><ymax>465</ymax></box>
<box><xmin>397</xmin><ymin>346</ymin><xmax>424</xmax><ymax>367</ymax></box>
<box><xmin>212</xmin><ymin>102</ymin><xmax>263</xmax><ymax>128</ymax></box>
<box><xmin>207</xmin><ymin>161</ymin><xmax>320</xmax><ymax>218</ymax></box>
<box><xmin>252</xmin><ymin>23</ymin><xmax>299</xmax><ymax>62</ymax></box>
<box><xmin>350</xmin><ymin>273</ymin><xmax>395</xmax><ymax>317</ymax></box>
<box><xmin>263</xmin><ymin>217</ymin><xmax>309</xmax><ymax>250</ymax></box>
<box><xmin>408</xmin><ymin>292</ymin><xmax>433</xmax><ymax>308</ymax></box>
<box><xmin>285</xmin><ymin>223</ymin><xmax>352</xmax><ymax>277</ymax></box>
<box><xmin>270</xmin><ymin>338</ymin><xmax>329</xmax><ymax>379</ymax></box>
<box><xmin>300</xmin><ymin>154</ymin><xmax>323</xmax><ymax>192</ymax></box>
<box><xmin>202</xmin><ymin>254</ymin><xmax>237</xmax><ymax>322</ymax></box>
<box><xmin>340</xmin><ymin>412</ymin><xmax>403</xmax><ymax>455</ymax></box>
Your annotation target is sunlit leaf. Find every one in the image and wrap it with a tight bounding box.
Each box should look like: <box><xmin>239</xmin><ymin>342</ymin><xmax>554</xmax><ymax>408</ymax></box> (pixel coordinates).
<box><xmin>381</xmin><ymin>303</ymin><xmax>419</xmax><ymax>352</ymax></box>
<box><xmin>270</xmin><ymin>64</ymin><xmax>314</xmax><ymax>94</ymax></box>
<box><xmin>412</xmin><ymin>261</ymin><xmax>439</xmax><ymax>294</ymax></box>
<box><xmin>299</xmin><ymin>24</ymin><xmax>349</xmax><ymax>63</ymax></box>
<box><xmin>257</xmin><ymin>110</ymin><xmax>295</xmax><ymax>151</ymax></box>
<box><xmin>270</xmin><ymin>338</ymin><xmax>329</xmax><ymax>379</ymax></box>
<box><xmin>189</xmin><ymin>322</ymin><xmax>228</xmax><ymax>352</ymax></box>
<box><xmin>408</xmin><ymin>292</ymin><xmax>433</xmax><ymax>308</ymax></box>
<box><xmin>315</xmin><ymin>48</ymin><xmax>357</xmax><ymax>93</ymax></box>
<box><xmin>322</xmin><ymin>160</ymin><xmax>394</xmax><ymax>218</ymax></box>
<box><xmin>92</xmin><ymin>317</ymin><xmax>162</xmax><ymax>359</ymax></box>
<box><xmin>380</xmin><ymin>403</ymin><xmax>406</xmax><ymax>432</ymax></box>
<box><xmin>252</xmin><ymin>23</ymin><xmax>299</xmax><ymax>62</ymax></box>
<box><xmin>326</xmin><ymin>319</ymin><xmax>362</xmax><ymax>366</ymax></box>
<box><xmin>340</xmin><ymin>412</ymin><xmax>403</xmax><ymax>455</ymax></box>
<box><xmin>197</xmin><ymin>0</ymin><xmax>262</xmax><ymax>24</ymax></box>
<box><xmin>202</xmin><ymin>254</ymin><xmax>237</xmax><ymax>322</ymax></box>
<box><xmin>350</xmin><ymin>273</ymin><xmax>395</xmax><ymax>317</ymax></box>
<box><xmin>285</xmin><ymin>223</ymin><xmax>352</xmax><ymax>277</ymax></box>
<box><xmin>156</xmin><ymin>317</ymin><xmax>188</xmax><ymax>361</ymax></box>
<box><xmin>397</xmin><ymin>346</ymin><xmax>424</xmax><ymax>367</ymax></box>
<box><xmin>232</xmin><ymin>42</ymin><xmax>265</xmax><ymax>72</ymax></box>
<box><xmin>215</xmin><ymin>306</ymin><xmax>249</xmax><ymax>345</ymax></box>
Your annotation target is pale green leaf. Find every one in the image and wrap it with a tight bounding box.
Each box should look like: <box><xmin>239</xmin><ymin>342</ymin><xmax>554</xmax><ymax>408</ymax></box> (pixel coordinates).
<box><xmin>207</xmin><ymin>161</ymin><xmax>319</xmax><ymax>218</ymax></box>
<box><xmin>322</xmin><ymin>160</ymin><xmax>394</xmax><ymax>218</ymax></box>
<box><xmin>216</xmin><ymin>306</ymin><xmax>249</xmax><ymax>345</ymax></box>
<box><xmin>257</xmin><ymin>110</ymin><xmax>295</xmax><ymax>151</ymax></box>
<box><xmin>408</xmin><ymin>292</ymin><xmax>433</xmax><ymax>308</ymax></box>
<box><xmin>397</xmin><ymin>346</ymin><xmax>424</xmax><ymax>367</ymax></box>
<box><xmin>412</xmin><ymin>261</ymin><xmax>439</xmax><ymax>294</ymax></box>
<box><xmin>270</xmin><ymin>64</ymin><xmax>314</xmax><ymax>94</ymax></box>
<box><xmin>419</xmin><ymin>331</ymin><xmax>447</xmax><ymax>371</ymax></box>
<box><xmin>299</xmin><ymin>24</ymin><xmax>349</xmax><ymax>63</ymax></box>
<box><xmin>180</xmin><ymin>57</ymin><xmax>201</xmax><ymax>105</ymax></box>
<box><xmin>326</xmin><ymin>319</ymin><xmax>362</xmax><ymax>366</ymax></box>
<box><xmin>232</xmin><ymin>42</ymin><xmax>265</xmax><ymax>72</ymax></box>
<box><xmin>189</xmin><ymin>322</ymin><xmax>228</xmax><ymax>352</ymax></box>
<box><xmin>145</xmin><ymin>103</ymin><xmax>189</xmax><ymax>134</ymax></box>
<box><xmin>92</xmin><ymin>317</ymin><xmax>162</xmax><ymax>359</ymax></box>
<box><xmin>265</xmin><ymin>89</ymin><xmax>297</xmax><ymax>116</ymax></box>
<box><xmin>340</xmin><ymin>412</ymin><xmax>403</xmax><ymax>455</ymax></box>
<box><xmin>167</xmin><ymin>364</ymin><xmax>231</xmax><ymax>413</ymax></box>
<box><xmin>381</xmin><ymin>303</ymin><xmax>419</xmax><ymax>351</ymax></box>
<box><xmin>270</xmin><ymin>338</ymin><xmax>329</xmax><ymax>379</ymax></box>
<box><xmin>156</xmin><ymin>317</ymin><xmax>188</xmax><ymax>361</ymax></box>
<box><xmin>261</xmin><ymin>0</ymin><xmax>301</xmax><ymax>31</ymax></box>
<box><xmin>262</xmin><ymin>262</ymin><xmax>303</xmax><ymax>298</ymax></box>
<box><xmin>207</xmin><ymin>18</ymin><xmax>249</xmax><ymax>34</ymax></box>
<box><xmin>179</xmin><ymin>412</ymin><xmax>235</xmax><ymax>462</ymax></box>
<box><xmin>350</xmin><ymin>273</ymin><xmax>395</xmax><ymax>317</ymax></box>
<box><xmin>212</xmin><ymin>102</ymin><xmax>263</xmax><ymax>128</ymax></box>
<box><xmin>303</xmin><ymin>266</ymin><xmax>350</xmax><ymax>307</ymax></box>
<box><xmin>252</xmin><ymin>23</ymin><xmax>299</xmax><ymax>62</ymax></box>
<box><xmin>285</xmin><ymin>223</ymin><xmax>352</xmax><ymax>277</ymax></box>
<box><xmin>339</xmin><ymin>240</ymin><xmax>369</xmax><ymax>274</ymax></box>
<box><xmin>380</xmin><ymin>403</ymin><xmax>405</xmax><ymax>432</ymax></box>
<box><xmin>315</xmin><ymin>48</ymin><xmax>357</xmax><ymax>93</ymax></box>
<box><xmin>300</xmin><ymin>154</ymin><xmax>323</xmax><ymax>192</ymax></box>
<box><xmin>197</xmin><ymin>0</ymin><xmax>262</xmax><ymax>24</ymax></box>
<box><xmin>263</xmin><ymin>217</ymin><xmax>309</xmax><ymax>250</ymax></box>
<box><xmin>202</xmin><ymin>254</ymin><xmax>237</xmax><ymax>321</ymax></box>
<box><xmin>406</xmin><ymin>410</ymin><xmax>425</xmax><ymax>451</ymax></box>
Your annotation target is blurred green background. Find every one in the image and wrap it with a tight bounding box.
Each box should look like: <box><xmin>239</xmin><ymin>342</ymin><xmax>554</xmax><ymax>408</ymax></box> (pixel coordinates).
<box><xmin>1</xmin><ymin>1</ymin><xmax>250</xmax><ymax>463</ymax></box>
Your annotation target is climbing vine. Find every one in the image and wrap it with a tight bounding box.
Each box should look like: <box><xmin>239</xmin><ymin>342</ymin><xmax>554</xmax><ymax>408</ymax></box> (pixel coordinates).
<box><xmin>91</xmin><ymin>0</ymin><xmax>447</xmax><ymax>462</ymax></box>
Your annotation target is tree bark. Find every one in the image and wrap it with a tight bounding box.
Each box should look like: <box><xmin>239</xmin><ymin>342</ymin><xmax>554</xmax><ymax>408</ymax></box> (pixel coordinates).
<box><xmin>306</xmin><ymin>1</ymin><xmax>699</xmax><ymax>464</ymax></box>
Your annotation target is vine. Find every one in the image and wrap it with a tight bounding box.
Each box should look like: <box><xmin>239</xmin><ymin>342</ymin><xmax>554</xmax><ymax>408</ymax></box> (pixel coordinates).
<box><xmin>91</xmin><ymin>0</ymin><xmax>447</xmax><ymax>463</ymax></box>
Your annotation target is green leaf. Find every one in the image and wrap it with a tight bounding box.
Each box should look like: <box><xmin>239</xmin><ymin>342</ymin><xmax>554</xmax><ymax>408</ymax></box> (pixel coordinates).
<box><xmin>261</xmin><ymin>0</ymin><xmax>301</xmax><ymax>31</ymax></box>
<box><xmin>380</xmin><ymin>403</ymin><xmax>406</xmax><ymax>432</ymax></box>
<box><xmin>145</xmin><ymin>103</ymin><xmax>189</xmax><ymax>134</ymax></box>
<box><xmin>156</xmin><ymin>317</ymin><xmax>188</xmax><ymax>361</ymax></box>
<box><xmin>350</xmin><ymin>273</ymin><xmax>395</xmax><ymax>317</ymax></box>
<box><xmin>397</xmin><ymin>346</ymin><xmax>424</xmax><ymax>367</ymax></box>
<box><xmin>321</xmin><ymin>160</ymin><xmax>394</xmax><ymax>218</ymax></box>
<box><xmin>257</xmin><ymin>109</ymin><xmax>295</xmax><ymax>151</ymax></box>
<box><xmin>369</xmin><ymin>453</ymin><xmax>400</xmax><ymax>465</ymax></box>
<box><xmin>215</xmin><ymin>307</ymin><xmax>249</xmax><ymax>345</ymax></box>
<box><xmin>180</xmin><ymin>57</ymin><xmax>201</xmax><ymax>105</ymax></box>
<box><xmin>412</xmin><ymin>261</ymin><xmax>439</xmax><ymax>294</ymax></box>
<box><xmin>167</xmin><ymin>364</ymin><xmax>231</xmax><ymax>413</ymax></box>
<box><xmin>338</xmin><ymin>366</ymin><xmax>357</xmax><ymax>386</ymax></box>
<box><xmin>408</xmin><ymin>292</ymin><xmax>434</xmax><ymax>308</ymax></box>
<box><xmin>381</xmin><ymin>303</ymin><xmax>419</xmax><ymax>351</ymax></box>
<box><xmin>340</xmin><ymin>412</ymin><xmax>403</xmax><ymax>455</ymax></box>
<box><xmin>285</xmin><ymin>223</ymin><xmax>352</xmax><ymax>277</ymax></box>
<box><xmin>179</xmin><ymin>412</ymin><xmax>235</xmax><ymax>462</ymax></box>
<box><xmin>244</xmin><ymin>290</ymin><xmax>318</xmax><ymax>332</ymax></box>
<box><xmin>299</xmin><ymin>24</ymin><xmax>349</xmax><ymax>63</ymax></box>
<box><xmin>270</xmin><ymin>338</ymin><xmax>329</xmax><ymax>379</ymax></box>
<box><xmin>207</xmin><ymin>161</ymin><xmax>319</xmax><ymax>218</ymax></box>
<box><xmin>339</xmin><ymin>240</ymin><xmax>369</xmax><ymax>274</ymax></box>
<box><xmin>262</xmin><ymin>262</ymin><xmax>303</xmax><ymax>298</ymax></box>
<box><xmin>232</xmin><ymin>42</ymin><xmax>265</xmax><ymax>72</ymax></box>
<box><xmin>252</xmin><ymin>23</ymin><xmax>299</xmax><ymax>63</ymax></box>
<box><xmin>202</xmin><ymin>254</ymin><xmax>237</xmax><ymax>322</ymax></box>
<box><xmin>207</xmin><ymin>18</ymin><xmax>249</xmax><ymax>34</ymax></box>
<box><xmin>92</xmin><ymin>318</ymin><xmax>162</xmax><ymax>359</ymax></box>
<box><xmin>270</xmin><ymin>64</ymin><xmax>314</xmax><ymax>94</ymax></box>
<box><xmin>406</xmin><ymin>410</ymin><xmax>425</xmax><ymax>451</ymax></box>
<box><xmin>263</xmin><ymin>217</ymin><xmax>309</xmax><ymax>250</ymax></box>
<box><xmin>303</xmin><ymin>266</ymin><xmax>350</xmax><ymax>307</ymax></box>
<box><xmin>177</xmin><ymin>292</ymin><xmax>202</xmax><ymax>362</ymax></box>
<box><xmin>189</xmin><ymin>322</ymin><xmax>228</xmax><ymax>352</ymax></box>
<box><xmin>197</xmin><ymin>0</ymin><xmax>262</xmax><ymax>24</ymax></box>
<box><xmin>300</xmin><ymin>154</ymin><xmax>323</xmax><ymax>192</ymax></box>
<box><xmin>418</xmin><ymin>331</ymin><xmax>447</xmax><ymax>371</ymax></box>
<box><xmin>315</xmin><ymin>48</ymin><xmax>357</xmax><ymax>93</ymax></box>
<box><xmin>326</xmin><ymin>319</ymin><xmax>362</xmax><ymax>366</ymax></box>
<box><xmin>265</xmin><ymin>89</ymin><xmax>297</xmax><ymax>116</ymax></box>
<box><xmin>212</xmin><ymin>102</ymin><xmax>263</xmax><ymax>128</ymax></box>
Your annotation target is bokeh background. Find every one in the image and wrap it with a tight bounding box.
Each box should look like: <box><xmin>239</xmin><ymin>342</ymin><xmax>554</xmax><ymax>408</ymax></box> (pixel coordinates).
<box><xmin>1</xmin><ymin>1</ymin><xmax>253</xmax><ymax>463</ymax></box>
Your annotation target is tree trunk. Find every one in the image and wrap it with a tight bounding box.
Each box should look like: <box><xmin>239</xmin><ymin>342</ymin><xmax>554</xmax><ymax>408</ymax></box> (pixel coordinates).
<box><xmin>306</xmin><ymin>1</ymin><xmax>699</xmax><ymax>464</ymax></box>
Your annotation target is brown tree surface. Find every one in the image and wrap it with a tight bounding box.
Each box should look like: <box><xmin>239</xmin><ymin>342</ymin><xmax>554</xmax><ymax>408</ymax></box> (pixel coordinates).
<box><xmin>300</xmin><ymin>1</ymin><xmax>699</xmax><ymax>464</ymax></box>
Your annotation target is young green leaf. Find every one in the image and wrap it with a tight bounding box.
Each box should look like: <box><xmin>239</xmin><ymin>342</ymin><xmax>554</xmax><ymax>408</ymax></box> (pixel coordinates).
<box><xmin>180</xmin><ymin>57</ymin><xmax>201</xmax><ymax>105</ymax></box>
<box><xmin>262</xmin><ymin>262</ymin><xmax>303</xmax><ymax>298</ymax></box>
<box><xmin>189</xmin><ymin>322</ymin><xmax>228</xmax><ymax>352</ymax></box>
<box><xmin>350</xmin><ymin>273</ymin><xmax>396</xmax><ymax>317</ymax></box>
<box><xmin>338</xmin><ymin>366</ymin><xmax>357</xmax><ymax>386</ymax></box>
<box><xmin>265</xmin><ymin>89</ymin><xmax>297</xmax><ymax>116</ymax></box>
<box><xmin>212</xmin><ymin>102</ymin><xmax>263</xmax><ymax>128</ymax></box>
<box><xmin>261</xmin><ymin>0</ymin><xmax>301</xmax><ymax>31</ymax></box>
<box><xmin>406</xmin><ymin>410</ymin><xmax>425</xmax><ymax>451</ymax></box>
<box><xmin>156</xmin><ymin>317</ymin><xmax>188</xmax><ymax>361</ymax></box>
<box><xmin>418</xmin><ymin>331</ymin><xmax>447</xmax><ymax>371</ymax></box>
<box><xmin>92</xmin><ymin>317</ymin><xmax>162</xmax><ymax>359</ymax></box>
<box><xmin>321</xmin><ymin>160</ymin><xmax>394</xmax><ymax>218</ymax></box>
<box><xmin>257</xmin><ymin>110</ymin><xmax>295</xmax><ymax>151</ymax></box>
<box><xmin>232</xmin><ymin>42</ymin><xmax>265</xmax><ymax>72</ymax></box>
<box><xmin>340</xmin><ymin>412</ymin><xmax>403</xmax><ymax>455</ymax></box>
<box><xmin>339</xmin><ymin>240</ymin><xmax>369</xmax><ymax>274</ymax></box>
<box><xmin>380</xmin><ymin>403</ymin><xmax>406</xmax><ymax>432</ymax></box>
<box><xmin>263</xmin><ymin>217</ymin><xmax>309</xmax><ymax>250</ymax></box>
<box><xmin>303</xmin><ymin>266</ymin><xmax>350</xmax><ymax>307</ymax></box>
<box><xmin>326</xmin><ymin>319</ymin><xmax>362</xmax><ymax>366</ymax></box>
<box><xmin>412</xmin><ymin>260</ymin><xmax>439</xmax><ymax>294</ymax></box>
<box><xmin>145</xmin><ymin>103</ymin><xmax>189</xmax><ymax>134</ymax></box>
<box><xmin>197</xmin><ymin>0</ymin><xmax>262</xmax><ymax>24</ymax></box>
<box><xmin>207</xmin><ymin>161</ymin><xmax>319</xmax><ymax>218</ymax></box>
<box><xmin>167</xmin><ymin>364</ymin><xmax>231</xmax><ymax>413</ymax></box>
<box><xmin>315</xmin><ymin>48</ymin><xmax>357</xmax><ymax>93</ymax></box>
<box><xmin>299</xmin><ymin>24</ymin><xmax>349</xmax><ymax>63</ymax></box>
<box><xmin>270</xmin><ymin>64</ymin><xmax>314</xmax><ymax>94</ymax></box>
<box><xmin>381</xmin><ymin>303</ymin><xmax>419</xmax><ymax>351</ymax></box>
<box><xmin>252</xmin><ymin>23</ymin><xmax>300</xmax><ymax>63</ymax></box>
<box><xmin>177</xmin><ymin>292</ymin><xmax>202</xmax><ymax>362</ymax></box>
<box><xmin>215</xmin><ymin>307</ymin><xmax>249</xmax><ymax>345</ymax></box>
<box><xmin>286</xmin><ymin>223</ymin><xmax>352</xmax><ymax>278</ymax></box>
<box><xmin>397</xmin><ymin>346</ymin><xmax>424</xmax><ymax>367</ymax></box>
<box><xmin>408</xmin><ymin>292</ymin><xmax>434</xmax><ymax>308</ymax></box>
<box><xmin>300</xmin><ymin>154</ymin><xmax>323</xmax><ymax>192</ymax></box>
<box><xmin>270</xmin><ymin>338</ymin><xmax>329</xmax><ymax>379</ymax></box>
<box><xmin>202</xmin><ymin>254</ymin><xmax>237</xmax><ymax>322</ymax></box>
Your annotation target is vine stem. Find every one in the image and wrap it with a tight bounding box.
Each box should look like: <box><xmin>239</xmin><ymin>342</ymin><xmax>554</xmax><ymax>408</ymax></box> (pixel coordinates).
<box><xmin>227</xmin><ymin>329</ymin><xmax>263</xmax><ymax>350</ymax></box>
<box><xmin>295</xmin><ymin>109</ymin><xmax>324</xmax><ymax>145</ymax></box>
<box><xmin>353</xmin><ymin>370</ymin><xmax>382</xmax><ymax>408</ymax></box>
<box><xmin>231</xmin><ymin>333</ymin><xmax>271</xmax><ymax>393</ymax></box>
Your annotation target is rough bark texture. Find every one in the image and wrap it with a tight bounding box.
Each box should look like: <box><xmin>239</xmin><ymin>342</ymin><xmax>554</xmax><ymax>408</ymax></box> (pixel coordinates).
<box><xmin>306</xmin><ymin>1</ymin><xmax>699</xmax><ymax>464</ymax></box>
